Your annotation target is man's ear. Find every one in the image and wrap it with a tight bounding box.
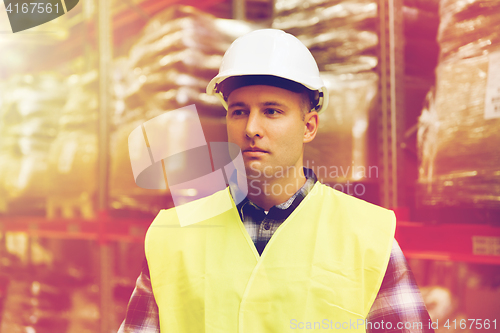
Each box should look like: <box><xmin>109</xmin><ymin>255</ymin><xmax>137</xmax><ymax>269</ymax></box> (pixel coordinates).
<box><xmin>303</xmin><ymin>111</ymin><xmax>319</xmax><ymax>143</ymax></box>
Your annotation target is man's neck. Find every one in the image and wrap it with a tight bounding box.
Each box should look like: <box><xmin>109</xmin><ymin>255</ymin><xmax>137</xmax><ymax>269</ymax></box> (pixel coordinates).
<box><xmin>244</xmin><ymin>169</ymin><xmax>307</xmax><ymax>211</ymax></box>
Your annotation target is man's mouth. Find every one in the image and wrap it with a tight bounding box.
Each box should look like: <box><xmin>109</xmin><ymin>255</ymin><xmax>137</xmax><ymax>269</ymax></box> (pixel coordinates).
<box><xmin>243</xmin><ymin>147</ymin><xmax>269</xmax><ymax>156</ymax></box>
<box><xmin>244</xmin><ymin>147</ymin><xmax>268</xmax><ymax>152</ymax></box>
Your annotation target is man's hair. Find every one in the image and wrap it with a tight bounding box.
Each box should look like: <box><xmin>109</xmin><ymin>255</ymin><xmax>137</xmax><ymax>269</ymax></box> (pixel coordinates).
<box><xmin>217</xmin><ymin>75</ymin><xmax>319</xmax><ymax>118</ymax></box>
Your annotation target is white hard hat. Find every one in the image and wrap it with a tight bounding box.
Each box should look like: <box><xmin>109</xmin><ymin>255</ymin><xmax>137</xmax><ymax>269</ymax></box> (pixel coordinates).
<box><xmin>206</xmin><ymin>29</ymin><xmax>328</xmax><ymax>114</ymax></box>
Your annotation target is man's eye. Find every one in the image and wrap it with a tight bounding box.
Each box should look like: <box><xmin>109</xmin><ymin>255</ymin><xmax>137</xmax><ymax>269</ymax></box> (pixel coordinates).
<box><xmin>231</xmin><ymin>110</ymin><xmax>246</xmax><ymax>116</ymax></box>
<box><xmin>265</xmin><ymin>108</ymin><xmax>281</xmax><ymax>115</ymax></box>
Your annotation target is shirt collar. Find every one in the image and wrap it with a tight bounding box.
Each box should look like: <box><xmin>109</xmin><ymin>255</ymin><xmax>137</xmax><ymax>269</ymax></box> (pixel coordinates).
<box><xmin>230</xmin><ymin>167</ymin><xmax>318</xmax><ymax>220</ymax></box>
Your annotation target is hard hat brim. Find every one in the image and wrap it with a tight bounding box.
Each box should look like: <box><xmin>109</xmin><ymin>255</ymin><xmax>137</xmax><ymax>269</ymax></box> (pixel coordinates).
<box><xmin>207</xmin><ymin>73</ymin><xmax>328</xmax><ymax>114</ymax></box>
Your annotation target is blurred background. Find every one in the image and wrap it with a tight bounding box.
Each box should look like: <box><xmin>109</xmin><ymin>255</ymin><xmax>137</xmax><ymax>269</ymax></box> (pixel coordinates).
<box><xmin>0</xmin><ymin>0</ymin><xmax>499</xmax><ymax>332</ymax></box>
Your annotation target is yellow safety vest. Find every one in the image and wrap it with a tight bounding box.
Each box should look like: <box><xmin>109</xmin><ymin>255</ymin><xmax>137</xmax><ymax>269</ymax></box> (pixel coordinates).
<box><xmin>145</xmin><ymin>182</ymin><xmax>395</xmax><ymax>332</ymax></box>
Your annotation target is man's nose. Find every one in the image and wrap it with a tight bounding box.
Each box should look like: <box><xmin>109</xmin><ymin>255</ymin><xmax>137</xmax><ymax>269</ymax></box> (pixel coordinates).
<box><xmin>245</xmin><ymin>111</ymin><xmax>263</xmax><ymax>139</ymax></box>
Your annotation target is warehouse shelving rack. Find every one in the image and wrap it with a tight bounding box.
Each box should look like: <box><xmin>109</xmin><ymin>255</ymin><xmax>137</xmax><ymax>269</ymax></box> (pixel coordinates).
<box><xmin>377</xmin><ymin>0</ymin><xmax>500</xmax><ymax>266</ymax></box>
<box><xmin>0</xmin><ymin>1</ymin><xmax>235</xmax><ymax>332</ymax></box>
<box><xmin>1</xmin><ymin>0</ymin><xmax>500</xmax><ymax>332</ymax></box>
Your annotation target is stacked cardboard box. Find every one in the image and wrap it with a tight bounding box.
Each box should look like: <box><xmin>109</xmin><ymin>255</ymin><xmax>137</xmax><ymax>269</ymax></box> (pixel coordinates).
<box><xmin>418</xmin><ymin>0</ymin><xmax>500</xmax><ymax>209</ymax></box>
<box><xmin>273</xmin><ymin>0</ymin><xmax>378</xmax><ymax>73</ymax></box>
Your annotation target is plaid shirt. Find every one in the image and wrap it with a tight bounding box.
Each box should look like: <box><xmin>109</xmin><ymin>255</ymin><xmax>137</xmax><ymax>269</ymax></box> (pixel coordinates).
<box><xmin>118</xmin><ymin>169</ymin><xmax>433</xmax><ymax>333</ymax></box>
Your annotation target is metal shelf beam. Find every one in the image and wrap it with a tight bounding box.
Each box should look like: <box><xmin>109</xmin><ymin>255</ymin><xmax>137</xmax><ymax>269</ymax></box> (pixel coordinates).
<box><xmin>396</xmin><ymin>222</ymin><xmax>500</xmax><ymax>265</ymax></box>
<box><xmin>0</xmin><ymin>215</ymin><xmax>149</xmax><ymax>243</ymax></box>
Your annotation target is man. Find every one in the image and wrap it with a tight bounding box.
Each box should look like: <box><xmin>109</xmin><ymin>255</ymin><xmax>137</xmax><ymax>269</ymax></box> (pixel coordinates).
<box><xmin>119</xmin><ymin>29</ymin><xmax>433</xmax><ymax>332</ymax></box>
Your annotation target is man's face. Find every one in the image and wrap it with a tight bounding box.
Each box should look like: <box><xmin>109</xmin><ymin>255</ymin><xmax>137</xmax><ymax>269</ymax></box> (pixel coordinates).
<box><xmin>226</xmin><ymin>85</ymin><xmax>314</xmax><ymax>180</ymax></box>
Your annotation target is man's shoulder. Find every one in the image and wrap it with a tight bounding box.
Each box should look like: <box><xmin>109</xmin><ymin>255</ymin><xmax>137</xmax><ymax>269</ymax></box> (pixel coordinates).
<box><xmin>310</xmin><ymin>183</ymin><xmax>396</xmax><ymax>236</ymax></box>
<box><xmin>150</xmin><ymin>187</ymin><xmax>232</xmax><ymax>227</ymax></box>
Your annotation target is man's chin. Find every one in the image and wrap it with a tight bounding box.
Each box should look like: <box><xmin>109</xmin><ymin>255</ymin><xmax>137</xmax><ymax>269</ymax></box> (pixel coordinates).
<box><xmin>244</xmin><ymin>161</ymin><xmax>268</xmax><ymax>179</ymax></box>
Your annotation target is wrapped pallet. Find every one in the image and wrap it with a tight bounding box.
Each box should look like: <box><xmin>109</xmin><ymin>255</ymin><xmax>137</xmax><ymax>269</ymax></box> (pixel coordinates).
<box><xmin>119</xmin><ymin>5</ymin><xmax>247</xmax><ymax>121</ymax></box>
<box><xmin>0</xmin><ymin>74</ymin><xmax>66</xmax><ymax>214</ymax></box>
<box><xmin>110</xmin><ymin>5</ymin><xmax>254</xmax><ymax>213</ymax></box>
<box><xmin>45</xmin><ymin>71</ymin><xmax>99</xmax><ymax>218</ymax></box>
<box><xmin>273</xmin><ymin>0</ymin><xmax>378</xmax><ymax>73</ymax></box>
<box><xmin>417</xmin><ymin>0</ymin><xmax>500</xmax><ymax>209</ymax></box>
